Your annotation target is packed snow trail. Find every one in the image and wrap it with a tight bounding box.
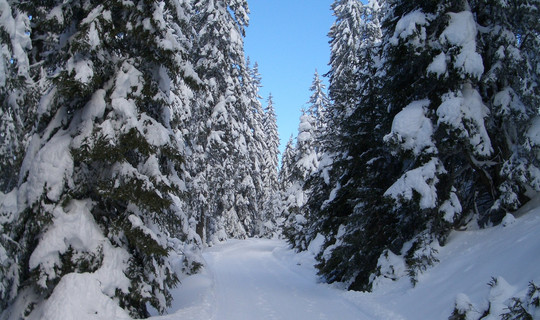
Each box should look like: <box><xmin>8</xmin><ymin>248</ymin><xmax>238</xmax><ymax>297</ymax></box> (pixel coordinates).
<box><xmin>150</xmin><ymin>238</ymin><xmax>394</xmax><ymax>320</ymax></box>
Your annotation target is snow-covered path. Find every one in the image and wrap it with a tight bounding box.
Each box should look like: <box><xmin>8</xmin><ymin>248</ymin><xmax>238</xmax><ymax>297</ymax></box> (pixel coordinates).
<box><xmin>204</xmin><ymin>239</ymin><xmax>372</xmax><ymax>320</ymax></box>
<box><xmin>151</xmin><ymin>238</ymin><xmax>384</xmax><ymax>320</ymax></box>
<box><xmin>149</xmin><ymin>209</ymin><xmax>540</xmax><ymax>320</ymax></box>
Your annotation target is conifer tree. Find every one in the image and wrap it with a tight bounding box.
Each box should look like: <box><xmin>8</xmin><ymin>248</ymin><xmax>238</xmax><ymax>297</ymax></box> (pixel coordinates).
<box><xmin>284</xmin><ymin>70</ymin><xmax>332</xmax><ymax>249</ymax></box>
<box><xmin>245</xmin><ymin>60</ymin><xmax>266</xmax><ymax>212</ymax></box>
<box><xmin>306</xmin><ymin>70</ymin><xmax>330</xmax><ymax>151</ymax></box>
<box><xmin>0</xmin><ymin>1</ymin><xmax>34</xmax><ymax>307</ymax></box>
<box><xmin>263</xmin><ymin>94</ymin><xmax>280</xmax><ymax>194</ymax></box>
<box><xmin>302</xmin><ymin>0</ymin><xmax>540</xmax><ymax>293</ymax></box>
<box><xmin>0</xmin><ymin>1</ymin><xmax>34</xmax><ymax>192</ymax></box>
<box><xmin>259</xmin><ymin>94</ymin><xmax>281</xmax><ymax>236</ymax></box>
<box><xmin>282</xmin><ymin>110</ymin><xmax>320</xmax><ymax>248</ymax></box>
<box><xmin>0</xmin><ymin>0</ymin><xmax>200</xmax><ymax>317</ymax></box>
<box><xmin>294</xmin><ymin>0</ymin><xmax>388</xmax><ymax>268</ymax></box>
<box><xmin>279</xmin><ymin>135</ymin><xmax>296</xmax><ymax>193</ymax></box>
<box><xmin>189</xmin><ymin>0</ymin><xmax>256</xmax><ymax>242</ymax></box>
<box><xmin>477</xmin><ymin>0</ymin><xmax>540</xmax><ymax>212</ymax></box>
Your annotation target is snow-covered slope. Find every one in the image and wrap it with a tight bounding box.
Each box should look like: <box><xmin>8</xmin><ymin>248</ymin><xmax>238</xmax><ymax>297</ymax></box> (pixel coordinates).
<box><xmin>343</xmin><ymin>208</ymin><xmax>540</xmax><ymax>319</ymax></box>
<box><xmin>151</xmin><ymin>207</ymin><xmax>540</xmax><ymax>320</ymax></box>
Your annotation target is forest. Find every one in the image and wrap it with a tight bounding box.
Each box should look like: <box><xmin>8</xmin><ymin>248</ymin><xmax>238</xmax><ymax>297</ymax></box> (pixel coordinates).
<box><xmin>1</xmin><ymin>0</ymin><xmax>539</xmax><ymax>319</ymax></box>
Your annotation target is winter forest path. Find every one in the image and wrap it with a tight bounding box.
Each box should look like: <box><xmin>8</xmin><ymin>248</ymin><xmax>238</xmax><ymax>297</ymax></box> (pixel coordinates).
<box><xmin>150</xmin><ymin>238</ymin><xmax>393</xmax><ymax>320</ymax></box>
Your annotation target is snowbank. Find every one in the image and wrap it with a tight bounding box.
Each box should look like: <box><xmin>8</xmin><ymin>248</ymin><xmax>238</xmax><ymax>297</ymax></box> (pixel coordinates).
<box><xmin>354</xmin><ymin>206</ymin><xmax>540</xmax><ymax>319</ymax></box>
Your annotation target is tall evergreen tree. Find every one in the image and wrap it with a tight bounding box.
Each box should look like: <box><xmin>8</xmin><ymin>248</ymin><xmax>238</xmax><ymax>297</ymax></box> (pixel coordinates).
<box><xmin>294</xmin><ymin>0</ymin><xmax>387</xmax><ymax>263</ymax></box>
<box><xmin>299</xmin><ymin>0</ymin><xmax>540</xmax><ymax>293</ymax></box>
<box><xmin>306</xmin><ymin>70</ymin><xmax>331</xmax><ymax>154</ymax></box>
<box><xmin>245</xmin><ymin>60</ymin><xmax>266</xmax><ymax>211</ymax></box>
<box><xmin>282</xmin><ymin>109</ymin><xmax>320</xmax><ymax>248</ymax></box>
<box><xmin>262</xmin><ymin>94</ymin><xmax>280</xmax><ymax>194</ymax></box>
<box><xmin>259</xmin><ymin>94</ymin><xmax>281</xmax><ymax>237</ymax></box>
<box><xmin>0</xmin><ymin>0</ymin><xmax>34</xmax><ymax>308</ymax></box>
<box><xmin>189</xmin><ymin>0</ymin><xmax>255</xmax><ymax>242</ymax></box>
<box><xmin>284</xmin><ymin>69</ymin><xmax>332</xmax><ymax>249</ymax></box>
<box><xmin>279</xmin><ymin>135</ymin><xmax>296</xmax><ymax>193</ymax></box>
<box><xmin>477</xmin><ymin>0</ymin><xmax>540</xmax><ymax>212</ymax></box>
<box><xmin>306</xmin><ymin>70</ymin><xmax>330</xmax><ymax>134</ymax></box>
<box><xmin>0</xmin><ymin>0</ymin><xmax>201</xmax><ymax>317</ymax></box>
<box><xmin>0</xmin><ymin>1</ymin><xmax>34</xmax><ymax>193</ymax></box>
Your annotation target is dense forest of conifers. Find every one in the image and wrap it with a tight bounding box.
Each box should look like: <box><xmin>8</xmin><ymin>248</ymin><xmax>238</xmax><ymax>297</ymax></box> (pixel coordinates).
<box><xmin>1</xmin><ymin>0</ymin><xmax>539</xmax><ymax>318</ymax></box>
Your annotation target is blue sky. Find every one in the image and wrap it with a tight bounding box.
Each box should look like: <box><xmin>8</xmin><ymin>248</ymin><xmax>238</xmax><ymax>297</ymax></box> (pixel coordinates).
<box><xmin>244</xmin><ymin>1</ymin><xmax>334</xmax><ymax>156</ymax></box>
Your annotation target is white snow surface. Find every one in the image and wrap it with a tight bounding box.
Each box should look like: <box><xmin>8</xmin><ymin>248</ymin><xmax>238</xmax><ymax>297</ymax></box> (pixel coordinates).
<box><xmin>527</xmin><ymin>116</ymin><xmax>540</xmax><ymax>147</ymax></box>
<box><xmin>384</xmin><ymin>157</ymin><xmax>445</xmax><ymax>209</ymax></box>
<box><xmin>439</xmin><ymin>11</ymin><xmax>484</xmax><ymax>79</ymax></box>
<box><xmin>437</xmin><ymin>85</ymin><xmax>493</xmax><ymax>156</ymax></box>
<box><xmin>24</xmin><ymin>131</ymin><xmax>74</xmax><ymax>204</ymax></box>
<box><xmin>150</xmin><ymin>239</ymin><xmax>383</xmax><ymax>320</ymax></box>
<box><xmin>364</xmin><ymin>207</ymin><xmax>540</xmax><ymax>319</ymax></box>
<box><xmin>35</xmin><ymin>273</ymin><xmax>131</xmax><ymax>320</ymax></box>
<box><xmin>150</xmin><ymin>205</ymin><xmax>540</xmax><ymax>320</ymax></box>
<box><xmin>427</xmin><ymin>53</ymin><xmax>447</xmax><ymax>77</ymax></box>
<box><xmin>384</xmin><ymin>99</ymin><xmax>436</xmax><ymax>155</ymax></box>
<box><xmin>390</xmin><ymin>10</ymin><xmax>428</xmax><ymax>47</ymax></box>
<box><xmin>66</xmin><ymin>57</ymin><xmax>94</xmax><ymax>84</ymax></box>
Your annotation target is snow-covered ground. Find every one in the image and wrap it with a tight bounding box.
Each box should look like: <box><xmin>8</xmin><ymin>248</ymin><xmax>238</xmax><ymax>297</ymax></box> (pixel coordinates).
<box><xmin>149</xmin><ymin>238</ymin><xmax>388</xmax><ymax>319</ymax></box>
<box><xmin>151</xmin><ymin>207</ymin><xmax>540</xmax><ymax>320</ymax></box>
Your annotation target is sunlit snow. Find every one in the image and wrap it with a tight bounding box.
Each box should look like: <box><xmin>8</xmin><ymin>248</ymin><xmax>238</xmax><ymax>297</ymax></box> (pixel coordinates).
<box><xmin>150</xmin><ymin>207</ymin><xmax>540</xmax><ymax>320</ymax></box>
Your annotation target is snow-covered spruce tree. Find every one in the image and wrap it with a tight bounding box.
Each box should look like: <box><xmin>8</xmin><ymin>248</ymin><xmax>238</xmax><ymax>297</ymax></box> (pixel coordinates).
<box><xmin>313</xmin><ymin>0</ymin><xmax>485</xmax><ymax>291</ymax></box>
<box><xmin>284</xmin><ymin>70</ymin><xmax>330</xmax><ymax>248</ymax></box>
<box><xmin>244</xmin><ymin>60</ymin><xmax>266</xmax><ymax>231</ymax></box>
<box><xmin>0</xmin><ymin>0</ymin><xmax>35</xmax><ymax>310</ymax></box>
<box><xmin>477</xmin><ymin>0</ymin><xmax>540</xmax><ymax>213</ymax></box>
<box><xmin>282</xmin><ymin>109</ymin><xmax>320</xmax><ymax>248</ymax></box>
<box><xmin>308</xmin><ymin>0</ymin><xmax>540</xmax><ymax>292</ymax></box>
<box><xmin>278</xmin><ymin>135</ymin><xmax>301</xmax><ymax>241</ymax></box>
<box><xmin>0</xmin><ymin>0</ymin><xmax>34</xmax><ymax>193</ymax></box>
<box><xmin>232</xmin><ymin>58</ymin><xmax>264</xmax><ymax>239</ymax></box>
<box><xmin>304</xmin><ymin>0</ymin><xmax>400</xmax><ymax>291</ymax></box>
<box><xmin>189</xmin><ymin>0</ymin><xmax>256</xmax><ymax>243</ymax></box>
<box><xmin>259</xmin><ymin>94</ymin><xmax>282</xmax><ymax>237</ymax></box>
<box><xmin>382</xmin><ymin>0</ymin><xmax>540</xmax><ymax>249</ymax></box>
<box><xmin>306</xmin><ymin>70</ymin><xmax>330</xmax><ymax>140</ymax></box>
<box><xmin>240</xmin><ymin>62</ymin><xmax>281</xmax><ymax>238</ymax></box>
<box><xmin>0</xmin><ymin>0</ymin><xmax>201</xmax><ymax>317</ymax></box>
<box><xmin>323</xmin><ymin>0</ymin><xmax>377</xmax><ymax>139</ymax></box>
<box><xmin>279</xmin><ymin>135</ymin><xmax>296</xmax><ymax>192</ymax></box>
<box><xmin>262</xmin><ymin>94</ymin><xmax>280</xmax><ymax>202</ymax></box>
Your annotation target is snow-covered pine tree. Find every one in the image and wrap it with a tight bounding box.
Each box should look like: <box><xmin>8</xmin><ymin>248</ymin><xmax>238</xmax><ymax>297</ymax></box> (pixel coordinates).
<box><xmin>245</xmin><ymin>60</ymin><xmax>266</xmax><ymax>206</ymax></box>
<box><xmin>325</xmin><ymin>0</ymin><xmax>366</xmax><ymax>129</ymax></box>
<box><xmin>282</xmin><ymin>109</ymin><xmax>320</xmax><ymax>248</ymax></box>
<box><xmin>262</xmin><ymin>94</ymin><xmax>280</xmax><ymax>199</ymax></box>
<box><xmin>279</xmin><ymin>135</ymin><xmax>301</xmax><ymax>242</ymax></box>
<box><xmin>0</xmin><ymin>0</ymin><xmax>201</xmax><ymax>317</ymax></box>
<box><xmin>309</xmin><ymin>0</ymin><xmax>540</xmax><ymax>292</ymax></box>
<box><xmin>189</xmin><ymin>0</ymin><xmax>255</xmax><ymax>242</ymax></box>
<box><xmin>477</xmin><ymin>0</ymin><xmax>540</xmax><ymax>213</ymax></box>
<box><xmin>314</xmin><ymin>0</ymin><xmax>483</xmax><ymax>291</ymax></box>
<box><xmin>279</xmin><ymin>135</ymin><xmax>296</xmax><ymax>193</ymax></box>
<box><xmin>260</xmin><ymin>94</ymin><xmax>281</xmax><ymax>237</ymax></box>
<box><xmin>382</xmin><ymin>0</ymin><xmax>540</xmax><ymax>251</ymax></box>
<box><xmin>0</xmin><ymin>0</ymin><xmax>35</xmax><ymax>309</ymax></box>
<box><xmin>240</xmin><ymin>59</ymin><xmax>267</xmax><ymax>237</ymax></box>
<box><xmin>292</xmin><ymin>0</ymin><xmax>391</xmax><ymax>289</ymax></box>
<box><xmin>284</xmin><ymin>70</ymin><xmax>331</xmax><ymax>248</ymax></box>
<box><xmin>306</xmin><ymin>70</ymin><xmax>330</xmax><ymax>140</ymax></box>
<box><xmin>0</xmin><ymin>0</ymin><xmax>34</xmax><ymax>193</ymax></box>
